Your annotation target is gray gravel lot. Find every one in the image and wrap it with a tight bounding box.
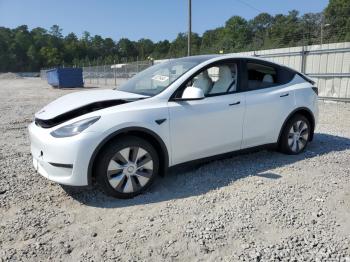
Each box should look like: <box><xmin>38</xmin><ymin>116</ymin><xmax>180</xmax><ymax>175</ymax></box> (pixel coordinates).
<box><xmin>0</xmin><ymin>78</ymin><xmax>350</xmax><ymax>261</ymax></box>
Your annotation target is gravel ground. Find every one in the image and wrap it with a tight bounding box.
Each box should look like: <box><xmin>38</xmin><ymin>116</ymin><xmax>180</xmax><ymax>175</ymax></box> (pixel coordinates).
<box><xmin>0</xmin><ymin>78</ymin><xmax>350</xmax><ymax>261</ymax></box>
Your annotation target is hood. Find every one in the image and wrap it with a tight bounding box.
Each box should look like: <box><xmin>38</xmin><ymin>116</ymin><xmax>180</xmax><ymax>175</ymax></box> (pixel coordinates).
<box><xmin>35</xmin><ymin>89</ymin><xmax>148</xmax><ymax>128</ymax></box>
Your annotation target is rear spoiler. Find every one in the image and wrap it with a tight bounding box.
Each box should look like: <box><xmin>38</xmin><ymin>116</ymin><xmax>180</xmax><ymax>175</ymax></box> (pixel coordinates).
<box><xmin>298</xmin><ymin>73</ymin><xmax>315</xmax><ymax>85</ymax></box>
<box><xmin>298</xmin><ymin>73</ymin><xmax>318</xmax><ymax>94</ymax></box>
<box><xmin>281</xmin><ymin>65</ymin><xmax>316</xmax><ymax>85</ymax></box>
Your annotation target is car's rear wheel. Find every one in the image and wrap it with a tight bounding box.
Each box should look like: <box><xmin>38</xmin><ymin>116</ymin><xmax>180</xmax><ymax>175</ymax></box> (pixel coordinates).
<box><xmin>96</xmin><ymin>136</ymin><xmax>159</xmax><ymax>198</ymax></box>
<box><xmin>280</xmin><ymin>114</ymin><xmax>311</xmax><ymax>155</ymax></box>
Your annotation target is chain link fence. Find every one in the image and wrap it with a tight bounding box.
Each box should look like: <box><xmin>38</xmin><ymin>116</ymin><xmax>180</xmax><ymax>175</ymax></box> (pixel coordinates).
<box><xmin>40</xmin><ymin>60</ymin><xmax>154</xmax><ymax>86</ymax></box>
<box><xmin>82</xmin><ymin>60</ymin><xmax>153</xmax><ymax>87</ymax></box>
<box><xmin>40</xmin><ymin>69</ymin><xmax>48</xmax><ymax>80</ymax></box>
<box><xmin>39</xmin><ymin>42</ymin><xmax>350</xmax><ymax>100</ymax></box>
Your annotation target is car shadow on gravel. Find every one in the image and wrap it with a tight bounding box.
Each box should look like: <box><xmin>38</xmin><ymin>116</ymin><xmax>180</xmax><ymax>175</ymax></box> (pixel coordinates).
<box><xmin>61</xmin><ymin>133</ymin><xmax>350</xmax><ymax>208</ymax></box>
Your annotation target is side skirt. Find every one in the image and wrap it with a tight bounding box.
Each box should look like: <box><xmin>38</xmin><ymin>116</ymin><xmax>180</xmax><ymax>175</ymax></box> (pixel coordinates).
<box><xmin>168</xmin><ymin>143</ymin><xmax>278</xmax><ymax>172</ymax></box>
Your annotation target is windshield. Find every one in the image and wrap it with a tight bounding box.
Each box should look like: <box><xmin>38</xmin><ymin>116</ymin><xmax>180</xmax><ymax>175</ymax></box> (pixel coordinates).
<box><xmin>116</xmin><ymin>56</ymin><xmax>214</xmax><ymax>96</ymax></box>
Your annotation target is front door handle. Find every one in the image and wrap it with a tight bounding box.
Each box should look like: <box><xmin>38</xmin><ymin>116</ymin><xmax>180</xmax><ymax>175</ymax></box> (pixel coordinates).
<box><xmin>280</xmin><ymin>93</ymin><xmax>289</xmax><ymax>97</ymax></box>
<box><xmin>229</xmin><ymin>101</ymin><xmax>241</xmax><ymax>106</ymax></box>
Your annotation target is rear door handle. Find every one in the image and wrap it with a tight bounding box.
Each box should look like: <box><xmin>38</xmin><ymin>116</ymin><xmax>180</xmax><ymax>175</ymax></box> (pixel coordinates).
<box><xmin>229</xmin><ymin>101</ymin><xmax>241</xmax><ymax>106</ymax></box>
<box><xmin>280</xmin><ymin>93</ymin><xmax>289</xmax><ymax>97</ymax></box>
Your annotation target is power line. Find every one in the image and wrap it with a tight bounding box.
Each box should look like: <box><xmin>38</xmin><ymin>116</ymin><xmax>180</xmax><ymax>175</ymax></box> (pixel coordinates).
<box><xmin>234</xmin><ymin>0</ymin><xmax>264</xmax><ymax>14</ymax></box>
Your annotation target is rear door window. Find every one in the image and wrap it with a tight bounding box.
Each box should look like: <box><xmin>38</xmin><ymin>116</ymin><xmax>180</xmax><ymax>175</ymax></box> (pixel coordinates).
<box><xmin>246</xmin><ymin>62</ymin><xmax>278</xmax><ymax>90</ymax></box>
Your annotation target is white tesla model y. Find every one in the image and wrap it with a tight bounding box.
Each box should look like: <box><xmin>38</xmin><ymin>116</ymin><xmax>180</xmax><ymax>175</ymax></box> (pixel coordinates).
<box><xmin>29</xmin><ymin>55</ymin><xmax>318</xmax><ymax>198</ymax></box>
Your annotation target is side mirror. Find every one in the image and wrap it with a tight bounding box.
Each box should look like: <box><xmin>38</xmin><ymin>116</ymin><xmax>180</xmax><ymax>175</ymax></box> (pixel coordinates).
<box><xmin>181</xmin><ymin>86</ymin><xmax>205</xmax><ymax>100</ymax></box>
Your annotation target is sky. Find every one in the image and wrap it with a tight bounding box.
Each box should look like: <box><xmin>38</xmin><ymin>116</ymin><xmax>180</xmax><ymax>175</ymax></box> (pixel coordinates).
<box><xmin>0</xmin><ymin>0</ymin><xmax>329</xmax><ymax>42</ymax></box>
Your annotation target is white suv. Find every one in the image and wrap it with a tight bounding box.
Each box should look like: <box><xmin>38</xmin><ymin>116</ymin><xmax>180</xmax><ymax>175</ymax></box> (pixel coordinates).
<box><xmin>29</xmin><ymin>55</ymin><xmax>318</xmax><ymax>198</ymax></box>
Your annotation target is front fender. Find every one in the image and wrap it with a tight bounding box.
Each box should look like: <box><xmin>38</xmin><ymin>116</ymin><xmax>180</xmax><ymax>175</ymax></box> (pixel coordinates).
<box><xmin>86</xmin><ymin>123</ymin><xmax>170</xmax><ymax>185</ymax></box>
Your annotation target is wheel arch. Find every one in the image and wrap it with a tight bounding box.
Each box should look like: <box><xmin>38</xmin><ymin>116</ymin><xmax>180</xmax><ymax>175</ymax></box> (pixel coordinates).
<box><xmin>87</xmin><ymin>127</ymin><xmax>169</xmax><ymax>185</ymax></box>
<box><xmin>278</xmin><ymin>107</ymin><xmax>315</xmax><ymax>145</ymax></box>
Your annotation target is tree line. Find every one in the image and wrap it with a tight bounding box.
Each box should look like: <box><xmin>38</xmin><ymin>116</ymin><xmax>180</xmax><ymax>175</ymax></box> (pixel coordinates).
<box><xmin>0</xmin><ymin>0</ymin><xmax>349</xmax><ymax>72</ymax></box>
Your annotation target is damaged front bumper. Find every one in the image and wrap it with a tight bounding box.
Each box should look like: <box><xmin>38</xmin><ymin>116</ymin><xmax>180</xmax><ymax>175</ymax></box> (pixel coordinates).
<box><xmin>28</xmin><ymin>122</ymin><xmax>101</xmax><ymax>186</ymax></box>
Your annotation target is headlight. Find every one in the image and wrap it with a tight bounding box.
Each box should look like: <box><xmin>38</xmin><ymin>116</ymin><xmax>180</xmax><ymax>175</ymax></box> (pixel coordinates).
<box><xmin>50</xmin><ymin>116</ymin><xmax>100</xmax><ymax>138</ymax></box>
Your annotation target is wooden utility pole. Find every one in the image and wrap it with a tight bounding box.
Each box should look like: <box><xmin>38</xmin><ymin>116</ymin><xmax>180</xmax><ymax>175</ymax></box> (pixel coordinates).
<box><xmin>188</xmin><ymin>0</ymin><xmax>192</xmax><ymax>56</ymax></box>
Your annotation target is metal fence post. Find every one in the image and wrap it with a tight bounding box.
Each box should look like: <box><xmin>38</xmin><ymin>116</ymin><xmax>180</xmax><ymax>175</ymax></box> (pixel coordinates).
<box><xmin>97</xmin><ymin>63</ymin><xmax>100</xmax><ymax>85</ymax></box>
<box><xmin>301</xmin><ymin>46</ymin><xmax>306</xmax><ymax>74</ymax></box>
<box><xmin>89</xmin><ymin>63</ymin><xmax>91</xmax><ymax>84</ymax></box>
<box><xmin>114</xmin><ymin>60</ymin><xmax>116</xmax><ymax>86</ymax></box>
<box><xmin>125</xmin><ymin>59</ymin><xmax>127</xmax><ymax>78</ymax></box>
<box><xmin>104</xmin><ymin>64</ymin><xmax>107</xmax><ymax>85</ymax></box>
<box><xmin>95</xmin><ymin>64</ymin><xmax>97</xmax><ymax>85</ymax></box>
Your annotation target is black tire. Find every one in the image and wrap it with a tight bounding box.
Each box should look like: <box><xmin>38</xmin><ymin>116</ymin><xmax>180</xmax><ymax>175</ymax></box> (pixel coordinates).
<box><xmin>95</xmin><ymin>136</ymin><xmax>159</xmax><ymax>199</ymax></box>
<box><xmin>279</xmin><ymin>114</ymin><xmax>311</xmax><ymax>155</ymax></box>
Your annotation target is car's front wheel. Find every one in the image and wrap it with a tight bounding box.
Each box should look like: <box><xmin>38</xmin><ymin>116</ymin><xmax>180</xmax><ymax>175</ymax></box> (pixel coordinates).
<box><xmin>96</xmin><ymin>136</ymin><xmax>159</xmax><ymax>198</ymax></box>
<box><xmin>280</xmin><ymin>114</ymin><xmax>311</xmax><ymax>155</ymax></box>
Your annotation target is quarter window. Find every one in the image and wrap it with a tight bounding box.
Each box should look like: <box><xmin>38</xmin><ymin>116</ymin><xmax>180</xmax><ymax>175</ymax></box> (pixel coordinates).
<box><xmin>247</xmin><ymin>63</ymin><xmax>278</xmax><ymax>90</ymax></box>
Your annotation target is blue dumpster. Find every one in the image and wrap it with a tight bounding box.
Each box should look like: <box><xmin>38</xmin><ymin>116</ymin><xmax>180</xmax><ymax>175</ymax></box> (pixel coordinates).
<box><xmin>46</xmin><ymin>68</ymin><xmax>84</xmax><ymax>88</ymax></box>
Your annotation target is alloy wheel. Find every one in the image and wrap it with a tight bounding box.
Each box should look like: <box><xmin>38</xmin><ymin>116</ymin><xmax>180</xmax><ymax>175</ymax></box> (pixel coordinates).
<box><xmin>287</xmin><ymin>120</ymin><xmax>309</xmax><ymax>153</ymax></box>
<box><xmin>107</xmin><ymin>147</ymin><xmax>153</xmax><ymax>193</ymax></box>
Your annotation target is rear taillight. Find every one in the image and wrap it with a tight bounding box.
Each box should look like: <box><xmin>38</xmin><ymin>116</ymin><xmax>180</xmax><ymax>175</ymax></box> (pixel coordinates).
<box><xmin>312</xmin><ymin>87</ymin><xmax>318</xmax><ymax>95</ymax></box>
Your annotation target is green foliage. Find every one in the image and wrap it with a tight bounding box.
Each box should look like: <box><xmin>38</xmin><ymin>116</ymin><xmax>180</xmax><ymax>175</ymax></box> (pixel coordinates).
<box><xmin>200</xmin><ymin>27</ymin><xmax>225</xmax><ymax>54</ymax></box>
<box><xmin>0</xmin><ymin>0</ymin><xmax>348</xmax><ymax>72</ymax></box>
<box><xmin>39</xmin><ymin>47</ymin><xmax>61</xmax><ymax>67</ymax></box>
<box><xmin>324</xmin><ymin>0</ymin><xmax>350</xmax><ymax>41</ymax></box>
<box><xmin>221</xmin><ymin>16</ymin><xmax>252</xmax><ymax>52</ymax></box>
<box><xmin>152</xmin><ymin>40</ymin><xmax>170</xmax><ymax>58</ymax></box>
<box><xmin>118</xmin><ymin>38</ymin><xmax>138</xmax><ymax>61</ymax></box>
<box><xmin>136</xmin><ymin>39</ymin><xmax>154</xmax><ymax>60</ymax></box>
